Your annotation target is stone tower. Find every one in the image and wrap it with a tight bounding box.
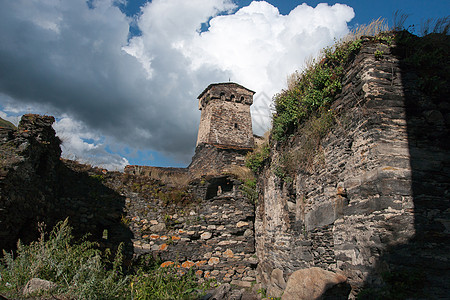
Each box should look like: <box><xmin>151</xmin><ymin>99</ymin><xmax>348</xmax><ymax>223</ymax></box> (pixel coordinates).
<box><xmin>196</xmin><ymin>82</ymin><xmax>255</xmax><ymax>149</ymax></box>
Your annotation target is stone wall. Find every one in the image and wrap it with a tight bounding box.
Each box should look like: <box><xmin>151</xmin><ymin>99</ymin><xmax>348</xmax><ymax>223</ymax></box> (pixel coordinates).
<box><xmin>120</xmin><ymin>173</ymin><xmax>258</xmax><ymax>286</ymax></box>
<box><xmin>196</xmin><ymin>82</ymin><xmax>254</xmax><ymax>149</ymax></box>
<box><xmin>124</xmin><ymin>165</ymin><xmax>190</xmax><ymax>186</ymax></box>
<box><xmin>255</xmin><ymin>34</ymin><xmax>450</xmax><ymax>298</ymax></box>
<box><xmin>188</xmin><ymin>143</ymin><xmax>250</xmax><ymax>177</ymax></box>
<box><xmin>0</xmin><ymin>117</ymin><xmax>257</xmax><ymax>287</ymax></box>
<box><xmin>0</xmin><ymin>115</ymin><xmax>61</xmax><ymax>250</ymax></box>
<box><xmin>0</xmin><ymin>115</ymin><xmax>132</xmax><ymax>254</ymax></box>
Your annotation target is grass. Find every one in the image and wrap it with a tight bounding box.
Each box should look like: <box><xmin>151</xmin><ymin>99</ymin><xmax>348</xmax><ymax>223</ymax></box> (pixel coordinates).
<box><xmin>271</xmin><ymin>34</ymin><xmax>362</xmax><ymax>142</ymax></box>
<box><xmin>0</xmin><ymin>219</ymin><xmax>211</xmax><ymax>299</ymax></box>
<box><xmin>267</xmin><ymin>16</ymin><xmax>449</xmax><ymax>179</ymax></box>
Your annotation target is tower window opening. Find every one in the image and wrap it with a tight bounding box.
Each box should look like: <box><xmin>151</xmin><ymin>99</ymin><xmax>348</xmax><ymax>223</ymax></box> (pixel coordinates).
<box><xmin>234</xmin><ymin>123</ymin><xmax>238</xmax><ymax>129</ymax></box>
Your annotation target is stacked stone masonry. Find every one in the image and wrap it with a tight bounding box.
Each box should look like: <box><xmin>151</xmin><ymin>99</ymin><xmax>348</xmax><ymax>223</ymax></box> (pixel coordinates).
<box><xmin>197</xmin><ymin>82</ymin><xmax>255</xmax><ymax>149</ymax></box>
<box><xmin>255</xmin><ymin>36</ymin><xmax>450</xmax><ymax>298</ymax></box>
<box><xmin>116</xmin><ymin>172</ymin><xmax>257</xmax><ymax>287</ymax></box>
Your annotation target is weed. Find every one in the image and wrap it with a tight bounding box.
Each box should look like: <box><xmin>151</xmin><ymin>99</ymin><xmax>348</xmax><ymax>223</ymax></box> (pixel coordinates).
<box><xmin>240</xmin><ymin>178</ymin><xmax>258</xmax><ymax>204</ymax></box>
<box><xmin>246</xmin><ymin>144</ymin><xmax>270</xmax><ymax>174</ymax></box>
<box><xmin>131</xmin><ymin>265</ymin><xmax>210</xmax><ymax>300</ymax></box>
<box><xmin>0</xmin><ymin>219</ymin><xmax>128</xmax><ymax>299</ymax></box>
<box><xmin>120</xmin><ymin>214</ymin><xmax>130</xmax><ymax>226</ymax></box>
<box><xmin>0</xmin><ymin>220</ymin><xmax>212</xmax><ymax>300</ymax></box>
<box><xmin>374</xmin><ymin>49</ymin><xmax>384</xmax><ymax>60</ymax></box>
<box><xmin>272</xmin><ymin>38</ymin><xmax>360</xmax><ymax>141</ymax></box>
<box><xmin>89</xmin><ymin>174</ymin><xmax>104</xmax><ymax>183</ymax></box>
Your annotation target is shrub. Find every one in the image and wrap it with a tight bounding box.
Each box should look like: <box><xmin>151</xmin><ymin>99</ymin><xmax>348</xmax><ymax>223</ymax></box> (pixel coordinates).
<box><xmin>272</xmin><ymin>38</ymin><xmax>361</xmax><ymax>141</ymax></box>
<box><xmin>0</xmin><ymin>219</ymin><xmax>211</xmax><ymax>299</ymax></box>
<box><xmin>246</xmin><ymin>144</ymin><xmax>270</xmax><ymax>174</ymax></box>
<box><xmin>131</xmin><ymin>265</ymin><xmax>210</xmax><ymax>300</ymax></box>
<box><xmin>240</xmin><ymin>178</ymin><xmax>258</xmax><ymax>204</ymax></box>
<box><xmin>0</xmin><ymin>219</ymin><xmax>128</xmax><ymax>299</ymax></box>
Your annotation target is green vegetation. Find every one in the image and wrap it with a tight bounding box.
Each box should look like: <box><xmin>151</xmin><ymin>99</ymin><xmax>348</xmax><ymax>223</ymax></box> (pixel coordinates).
<box><xmin>0</xmin><ymin>219</ymin><xmax>128</xmax><ymax>299</ymax></box>
<box><xmin>240</xmin><ymin>178</ymin><xmax>258</xmax><ymax>204</ymax></box>
<box><xmin>131</xmin><ymin>265</ymin><xmax>210</xmax><ymax>300</ymax></box>
<box><xmin>246</xmin><ymin>144</ymin><xmax>270</xmax><ymax>173</ymax></box>
<box><xmin>0</xmin><ymin>219</ymin><xmax>211</xmax><ymax>299</ymax></box>
<box><xmin>274</xmin><ymin>108</ymin><xmax>335</xmax><ymax>178</ymax></box>
<box><xmin>272</xmin><ymin>38</ymin><xmax>361</xmax><ymax>141</ymax></box>
<box><xmin>89</xmin><ymin>174</ymin><xmax>105</xmax><ymax>183</ymax></box>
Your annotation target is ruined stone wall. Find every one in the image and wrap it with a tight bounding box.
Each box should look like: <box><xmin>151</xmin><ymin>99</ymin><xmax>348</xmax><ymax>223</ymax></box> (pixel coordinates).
<box><xmin>255</xmin><ymin>35</ymin><xmax>450</xmax><ymax>298</ymax></box>
<box><xmin>124</xmin><ymin>165</ymin><xmax>190</xmax><ymax>186</ymax></box>
<box><xmin>0</xmin><ymin>115</ymin><xmax>131</xmax><ymax>254</ymax></box>
<box><xmin>188</xmin><ymin>143</ymin><xmax>249</xmax><ymax>178</ymax></box>
<box><xmin>122</xmin><ymin>174</ymin><xmax>258</xmax><ymax>287</ymax></box>
<box><xmin>0</xmin><ymin>117</ymin><xmax>257</xmax><ymax>286</ymax></box>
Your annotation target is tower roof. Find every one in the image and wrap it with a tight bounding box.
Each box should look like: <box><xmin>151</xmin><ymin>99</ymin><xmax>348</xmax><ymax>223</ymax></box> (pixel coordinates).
<box><xmin>197</xmin><ymin>82</ymin><xmax>255</xmax><ymax>99</ymax></box>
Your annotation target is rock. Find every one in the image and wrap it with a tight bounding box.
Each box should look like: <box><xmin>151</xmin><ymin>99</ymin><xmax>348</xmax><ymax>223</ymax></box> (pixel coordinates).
<box><xmin>182</xmin><ymin>261</ymin><xmax>195</xmax><ymax>268</ymax></box>
<box><xmin>201</xmin><ymin>232</ymin><xmax>213</xmax><ymax>240</ymax></box>
<box><xmin>23</xmin><ymin>278</ymin><xmax>57</xmax><ymax>296</ymax></box>
<box><xmin>231</xmin><ymin>280</ymin><xmax>252</xmax><ymax>288</ymax></box>
<box><xmin>209</xmin><ymin>283</ymin><xmax>231</xmax><ymax>300</ymax></box>
<box><xmin>271</xmin><ymin>268</ymin><xmax>286</xmax><ymax>289</ymax></box>
<box><xmin>223</xmin><ymin>249</ymin><xmax>234</xmax><ymax>258</ymax></box>
<box><xmin>267</xmin><ymin>284</ymin><xmax>284</xmax><ymax>298</ymax></box>
<box><xmin>236</xmin><ymin>221</ymin><xmax>249</xmax><ymax>228</ymax></box>
<box><xmin>281</xmin><ymin>267</ymin><xmax>347</xmax><ymax>300</ymax></box>
<box><xmin>211</xmin><ymin>270</ymin><xmax>220</xmax><ymax>276</ymax></box>
<box><xmin>150</xmin><ymin>222</ymin><xmax>166</xmax><ymax>232</ymax></box>
<box><xmin>243</xmin><ymin>229</ymin><xmax>253</xmax><ymax>237</ymax></box>
<box><xmin>208</xmin><ymin>257</ymin><xmax>220</xmax><ymax>265</ymax></box>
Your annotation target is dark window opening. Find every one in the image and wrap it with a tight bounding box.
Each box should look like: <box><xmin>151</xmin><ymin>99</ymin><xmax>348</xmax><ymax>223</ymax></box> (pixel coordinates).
<box><xmin>234</xmin><ymin>123</ymin><xmax>238</xmax><ymax>129</ymax></box>
<box><xmin>205</xmin><ymin>177</ymin><xmax>234</xmax><ymax>200</ymax></box>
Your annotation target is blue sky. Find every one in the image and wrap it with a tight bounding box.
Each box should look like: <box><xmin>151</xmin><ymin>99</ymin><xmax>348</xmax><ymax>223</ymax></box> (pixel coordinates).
<box><xmin>0</xmin><ymin>0</ymin><xmax>448</xmax><ymax>170</ymax></box>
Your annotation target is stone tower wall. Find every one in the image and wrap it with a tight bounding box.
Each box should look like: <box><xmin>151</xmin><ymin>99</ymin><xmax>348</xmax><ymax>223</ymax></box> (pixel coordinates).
<box><xmin>196</xmin><ymin>83</ymin><xmax>254</xmax><ymax>149</ymax></box>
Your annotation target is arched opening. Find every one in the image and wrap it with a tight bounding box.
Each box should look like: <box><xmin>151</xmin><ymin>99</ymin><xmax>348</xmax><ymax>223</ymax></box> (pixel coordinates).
<box><xmin>234</xmin><ymin>123</ymin><xmax>239</xmax><ymax>129</ymax></box>
<box><xmin>220</xmin><ymin>92</ymin><xmax>226</xmax><ymax>101</ymax></box>
<box><xmin>230</xmin><ymin>95</ymin><xmax>235</xmax><ymax>102</ymax></box>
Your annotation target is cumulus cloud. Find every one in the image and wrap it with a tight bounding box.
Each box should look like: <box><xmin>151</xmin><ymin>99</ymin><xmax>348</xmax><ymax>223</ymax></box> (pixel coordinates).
<box><xmin>0</xmin><ymin>0</ymin><xmax>354</xmax><ymax>169</ymax></box>
<box><xmin>54</xmin><ymin>116</ymin><xmax>129</xmax><ymax>170</ymax></box>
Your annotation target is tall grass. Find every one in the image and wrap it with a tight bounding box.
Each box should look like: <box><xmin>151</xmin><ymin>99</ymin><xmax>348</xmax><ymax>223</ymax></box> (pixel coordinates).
<box><xmin>0</xmin><ymin>219</ymin><xmax>211</xmax><ymax>299</ymax></box>
<box><xmin>0</xmin><ymin>219</ymin><xmax>128</xmax><ymax>299</ymax></box>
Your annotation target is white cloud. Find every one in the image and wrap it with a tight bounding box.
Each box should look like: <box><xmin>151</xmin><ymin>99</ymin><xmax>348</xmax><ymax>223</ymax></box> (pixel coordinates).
<box><xmin>176</xmin><ymin>1</ymin><xmax>354</xmax><ymax>134</ymax></box>
<box><xmin>54</xmin><ymin>116</ymin><xmax>129</xmax><ymax>171</ymax></box>
<box><xmin>0</xmin><ymin>0</ymin><xmax>354</xmax><ymax>169</ymax></box>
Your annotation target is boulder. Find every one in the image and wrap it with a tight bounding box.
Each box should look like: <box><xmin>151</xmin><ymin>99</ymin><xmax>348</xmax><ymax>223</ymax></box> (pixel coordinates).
<box><xmin>267</xmin><ymin>268</ymin><xmax>286</xmax><ymax>298</ymax></box>
<box><xmin>23</xmin><ymin>278</ymin><xmax>57</xmax><ymax>296</ymax></box>
<box><xmin>281</xmin><ymin>267</ymin><xmax>347</xmax><ymax>300</ymax></box>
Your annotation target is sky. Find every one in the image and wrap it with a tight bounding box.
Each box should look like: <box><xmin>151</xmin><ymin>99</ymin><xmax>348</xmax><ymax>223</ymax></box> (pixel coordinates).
<box><xmin>0</xmin><ymin>0</ymin><xmax>448</xmax><ymax>170</ymax></box>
